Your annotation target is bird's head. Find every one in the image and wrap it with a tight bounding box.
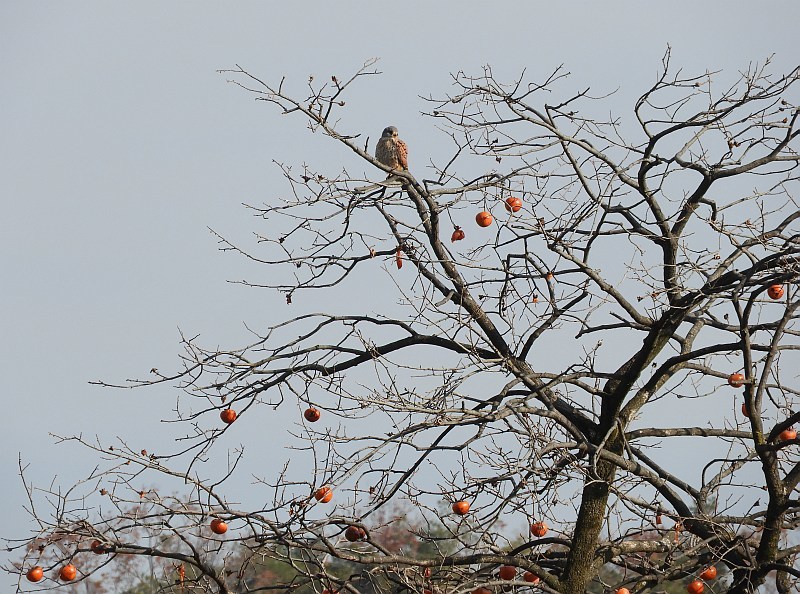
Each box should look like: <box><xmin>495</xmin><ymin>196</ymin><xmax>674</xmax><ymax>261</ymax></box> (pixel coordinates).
<box><xmin>381</xmin><ymin>126</ymin><xmax>398</xmax><ymax>138</ymax></box>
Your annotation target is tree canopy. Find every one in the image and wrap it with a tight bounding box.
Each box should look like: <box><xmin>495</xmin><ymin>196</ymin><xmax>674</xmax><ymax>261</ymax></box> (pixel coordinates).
<box><xmin>8</xmin><ymin>53</ymin><xmax>800</xmax><ymax>594</ymax></box>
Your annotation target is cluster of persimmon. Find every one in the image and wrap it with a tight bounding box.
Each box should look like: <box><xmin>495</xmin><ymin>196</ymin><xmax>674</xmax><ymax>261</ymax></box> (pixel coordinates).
<box><xmin>487</xmin><ymin>567</ymin><xmax>541</xmax><ymax>585</ymax></box>
<box><xmin>455</xmin><ymin>501</ymin><xmax>549</xmax><ymax>589</ymax></box>
<box><xmin>220</xmin><ymin>405</ymin><xmax>323</xmax><ymax>426</ymax></box>
<box><xmin>198</xmin><ymin>496</ymin><xmax>359</xmax><ymax>538</ymax></box>
<box><xmin>23</xmin><ymin>457</ymin><xmax>345</xmax><ymax>583</ymax></box>
<box><xmin>740</xmin><ymin>401</ymin><xmax>797</xmax><ymax>441</ymax></box>
<box><xmin>615</xmin><ymin>565</ymin><xmax>716</xmax><ymax>594</ymax></box>
<box><xmin>452</xmin><ymin>196</ymin><xmax>525</xmax><ymax>239</ymax></box>
<box><xmin>722</xmin><ymin>292</ymin><xmax>786</xmax><ymax>397</ymax></box>
<box><xmin>25</xmin><ymin>540</ymin><xmax>112</xmax><ymax>584</ymax></box>
<box><xmin>25</xmin><ymin>202</ymin><xmax>791</xmax><ymax>586</ymax></box>
<box><xmin>469</xmin><ymin>567</ymin><xmax>540</xmax><ymax>593</ymax></box>
<box><xmin>202</xmin><ymin>297</ymin><xmax>787</xmax><ymax>594</ymax></box>
<box><xmin>727</xmin><ymin>366</ymin><xmax>796</xmax><ymax>442</ymax></box>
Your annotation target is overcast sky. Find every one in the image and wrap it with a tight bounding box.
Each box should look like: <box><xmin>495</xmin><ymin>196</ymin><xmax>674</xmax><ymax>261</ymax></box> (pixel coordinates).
<box><xmin>2</xmin><ymin>2</ymin><xmax>799</xmax><ymax>590</ymax></box>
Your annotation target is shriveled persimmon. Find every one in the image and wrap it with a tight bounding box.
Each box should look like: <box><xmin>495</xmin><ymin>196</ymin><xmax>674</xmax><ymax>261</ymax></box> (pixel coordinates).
<box><xmin>304</xmin><ymin>407</ymin><xmax>321</xmax><ymax>422</ymax></box>
<box><xmin>498</xmin><ymin>565</ymin><xmax>516</xmax><ymax>580</ymax></box>
<box><xmin>451</xmin><ymin>227</ymin><xmax>465</xmax><ymax>242</ymax></box>
<box><xmin>344</xmin><ymin>525</ymin><xmax>366</xmax><ymax>542</ymax></box>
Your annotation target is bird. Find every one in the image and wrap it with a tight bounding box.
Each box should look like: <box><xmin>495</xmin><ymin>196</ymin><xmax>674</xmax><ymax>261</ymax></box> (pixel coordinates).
<box><xmin>375</xmin><ymin>126</ymin><xmax>408</xmax><ymax>175</ymax></box>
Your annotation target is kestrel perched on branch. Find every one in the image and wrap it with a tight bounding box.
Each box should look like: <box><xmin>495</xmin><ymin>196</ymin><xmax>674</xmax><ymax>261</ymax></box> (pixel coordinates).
<box><xmin>375</xmin><ymin>126</ymin><xmax>408</xmax><ymax>174</ymax></box>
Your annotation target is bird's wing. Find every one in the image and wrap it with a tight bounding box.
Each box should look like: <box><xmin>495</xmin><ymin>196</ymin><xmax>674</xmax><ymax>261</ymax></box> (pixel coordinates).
<box><xmin>375</xmin><ymin>137</ymin><xmax>391</xmax><ymax>167</ymax></box>
<box><xmin>396</xmin><ymin>138</ymin><xmax>409</xmax><ymax>170</ymax></box>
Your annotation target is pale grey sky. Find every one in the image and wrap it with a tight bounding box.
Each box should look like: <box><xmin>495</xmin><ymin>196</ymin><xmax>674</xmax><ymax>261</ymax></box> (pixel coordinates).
<box><xmin>2</xmin><ymin>2</ymin><xmax>798</xmax><ymax>589</ymax></box>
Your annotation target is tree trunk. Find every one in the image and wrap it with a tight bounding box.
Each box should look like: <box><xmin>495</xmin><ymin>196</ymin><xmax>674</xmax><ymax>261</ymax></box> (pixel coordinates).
<box><xmin>561</xmin><ymin>457</ymin><xmax>618</xmax><ymax>593</ymax></box>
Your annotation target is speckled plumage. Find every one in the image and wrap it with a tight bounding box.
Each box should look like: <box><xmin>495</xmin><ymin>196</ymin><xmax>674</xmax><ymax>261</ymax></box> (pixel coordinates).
<box><xmin>375</xmin><ymin>126</ymin><xmax>408</xmax><ymax>173</ymax></box>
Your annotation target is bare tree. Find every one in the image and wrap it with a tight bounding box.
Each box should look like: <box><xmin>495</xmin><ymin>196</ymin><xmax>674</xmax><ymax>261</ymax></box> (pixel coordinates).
<box><xmin>7</xmin><ymin>52</ymin><xmax>800</xmax><ymax>594</ymax></box>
